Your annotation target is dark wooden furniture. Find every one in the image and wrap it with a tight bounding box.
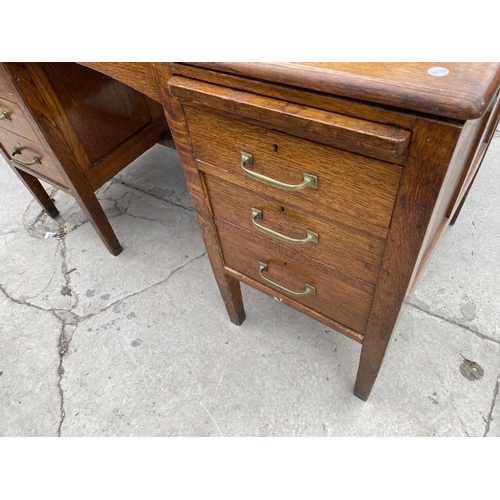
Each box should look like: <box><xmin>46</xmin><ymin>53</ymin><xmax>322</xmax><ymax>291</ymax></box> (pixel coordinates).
<box><xmin>153</xmin><ymin>62</ymin><xmax>500</xmax><ymax>400</ymax></box>
<box><xmin>0</xmin><ymin>62</ymin><xmax>169</xmax><ymax>255</ymax></box>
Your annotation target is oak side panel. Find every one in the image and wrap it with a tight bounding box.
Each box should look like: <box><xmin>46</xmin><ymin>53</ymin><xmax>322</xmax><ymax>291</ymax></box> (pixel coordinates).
<box><xmin>409</xmin><ymin>93</ymin><xmax>500</xmax><ymax>293</ymax></box>
<box><xmin>41</xmin><ymin>62</ymin><xmax>155</xmax><ymax>167</ymax></box>
<box><xmin>447</xmin><ymin>92</ymin><xmax>500</xmax><ymax>221</ymax></box>
<box><xmin>354</xmin><ymin>117</ymin><xmax>462</xmax><ymax>400</ymax></box>
<box><xmin>86</xmin><ymin>117</ymin><xmax>168</xmax><ymax>191</ymax></box>
<box><xmin>3</xmin><ymin>63</ymin><xmax>92</xmax><ymax>174</ymax></box>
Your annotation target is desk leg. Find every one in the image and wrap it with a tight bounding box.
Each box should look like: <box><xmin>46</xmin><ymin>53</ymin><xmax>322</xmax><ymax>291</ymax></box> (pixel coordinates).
<box><xmin>12</xmin><ymin>167</ymin><xmax>59</xmax><ymax>218</ymax></box>
<box><xmin>155</xmin><ymin>66</ymin><xmax>246</xmax><ymax>325</ymax></box>
<box><xmin>71</xmin><ymin>185</ymin><xmax>123</xmax><ymax>256</ymax></box>
<box><xmin>355</xmin><ymin>118</ymin><xmax>462</xmax><ymax>400</ymax></box>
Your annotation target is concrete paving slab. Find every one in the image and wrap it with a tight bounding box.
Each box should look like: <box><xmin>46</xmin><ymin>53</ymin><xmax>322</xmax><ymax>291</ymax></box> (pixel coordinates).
<box><xmin>0</xmin><ymin>231</ymin><xmax>74</xmax><ymax>311</ymax></box>
<box><xmin>57</xmin><ymin>254</ymin><xmax>500</xmax><ymax>437</ymax></box>
<box><xmin>485</xmin><ymin>386</ymin><xmax>500</xmax><ymax>437</ymax></box>
<box><xmin>0</xmin><ymin>292</ymin><xmax>61</xmax><ymax>436</ymax></box>
<box><xmin>0</xmin><ymin>164</ymin><xmax>40</xmax><ymax>236</ymax></box>
<box><xmin>410</xmin><ymin>137</ymin><xmax>500</xmax><ymax>342</ymax></box>
<box><xmin>114</xmin><ymin>144</ymin><xmax>193</xmax><ymax>210</ymax></box>
<box><xmin>64</xmin><ymin>209</ymin><xmax>205</xmax><ymax>318</ymax></box>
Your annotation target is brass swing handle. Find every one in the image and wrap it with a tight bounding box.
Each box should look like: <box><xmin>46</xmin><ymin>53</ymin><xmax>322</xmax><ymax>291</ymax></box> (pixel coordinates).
<box><xmin>240</xmin><ymin>151</ymin><xmax>318</xmax><ymax>191</ymax></box>
<box><xmin>251</xmin><ymin>208</ymin><xmax>318</xmax><ymax>245</ymax></box>
<box><xmin>1</xmin><ymin>110</ymin><xmax>12</xmax><ymax>121</ymax></box>
<box><xmin>258</xmin><ymin>262</ymin><xmax>316</xmax><ymax>297</ymax></box>
<box><xmin>11</xmin><ymin>147</ymin><xmax>41</xmax><ymax>167</ymax></box>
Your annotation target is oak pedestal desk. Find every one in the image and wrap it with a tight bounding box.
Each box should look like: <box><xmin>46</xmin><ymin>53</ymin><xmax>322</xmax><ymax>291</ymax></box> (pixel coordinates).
<box><xmin>41</xmin><ymin>63</ymin><xmax>500</xmax><ymax>399</ymax></box>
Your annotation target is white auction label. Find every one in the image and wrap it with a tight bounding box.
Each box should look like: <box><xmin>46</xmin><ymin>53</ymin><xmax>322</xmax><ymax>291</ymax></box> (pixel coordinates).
<box><xmin>428</xmin><ymin>67</ymin><xmax>449</xmax><ymax>76</ymax></box>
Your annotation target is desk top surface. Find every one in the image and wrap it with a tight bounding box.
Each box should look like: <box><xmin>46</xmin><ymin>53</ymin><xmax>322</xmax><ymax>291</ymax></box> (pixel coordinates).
<box><xmin>188</xmin><ymin>62</ymin><xmax>500</xmax><ymax>121</ymax></box>
<box><xmin>82</xmin><ymin>62</ymin><xmax>500</xmax><ymax>121</ymax></box>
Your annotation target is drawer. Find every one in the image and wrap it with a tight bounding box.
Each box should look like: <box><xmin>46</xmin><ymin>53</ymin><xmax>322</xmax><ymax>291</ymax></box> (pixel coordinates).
<box><xmin>0</xmin><ymin>64</ymin><xmax>14</xmax><ymax>97</ymax></box>
<box><xmin>170</xmin><ymin>75</ymin><xmax>412</xmax><ymax>160</ymax></box>
<box><xmin>216</xmin><ymin>218</ymin><xmax>375</xmax><ymax>334</ymax></box>
<box><xmin>0</xmin><ymin>129</ymin><xmax>67</xmax><ymax>187</ymax></box>
<box><xmin>186</xmin><ymin>107</ymin><xmax>402</xmax><ymax>239</ymax></box>
<box><xmin>204</xmin><ymin>173</ymin><xmax>385</xmax><ymax>284</ymax></box>
<box><xmin>0</xmin><ymin>97</ymin><xmax>39</xmax><ymax>143</ymax></box>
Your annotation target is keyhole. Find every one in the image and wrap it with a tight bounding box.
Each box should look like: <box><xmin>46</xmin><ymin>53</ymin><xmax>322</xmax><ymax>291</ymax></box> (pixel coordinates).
<box><xmin>280</xmin><ymin>207</ymin><xmax>285</xmax><ymax>213</ymax></box>
<box><xmin>273</xmin><ymin>144</ymin><xmax>278</xmax><ymax>153</ymax></box>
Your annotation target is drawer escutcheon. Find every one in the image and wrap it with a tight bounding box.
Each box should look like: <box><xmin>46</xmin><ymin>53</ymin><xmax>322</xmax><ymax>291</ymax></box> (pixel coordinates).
<box><xmin>240</xmin><ymin>151</ymin><xmax>318</xmax><ymax>191</ymax></box>
<box><xmin>251</xmin><ymin>208</ymin><xmax>318</xmax><ymax>245</ymax></box>
<box><xmin>258</xmin><ymin>261</ymin><xmax>316</xmax><ymax>297</ymax></box>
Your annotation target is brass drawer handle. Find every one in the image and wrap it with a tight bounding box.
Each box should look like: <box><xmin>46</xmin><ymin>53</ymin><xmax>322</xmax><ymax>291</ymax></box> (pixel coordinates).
<box><xmin>240</xmin><ymin>151</ymin><xmax>318</xmax><ymax>191</ymax></box>
<box><xmin>11</xmin><ymin>147</ymin><xmax>41</xmax><ymax>167</ymax></box>
<box><xmin>0</xmin><ymin>110</ymin><xmax>12</xmax><ymax>121</ymax></box>
<box><xmin>258</xmin><ymin>262</ymin><xmax>316</xmax><ymax>297</ymax></box>
<box><xmin>252</xmin><ymin>208</ymin><xmax>318</xmax><ymax>245</ymax></box>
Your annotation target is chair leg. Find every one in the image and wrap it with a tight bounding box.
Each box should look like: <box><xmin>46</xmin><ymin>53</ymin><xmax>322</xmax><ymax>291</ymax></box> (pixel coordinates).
<box><xmin>12</xmin><ymin>167</ymin><xmax>59</xmax><ymax>218</ymax></box>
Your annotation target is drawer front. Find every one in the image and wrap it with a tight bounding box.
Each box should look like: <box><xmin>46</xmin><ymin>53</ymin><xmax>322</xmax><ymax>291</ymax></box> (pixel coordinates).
<box><xmin>205</xmin><ymin>173</ymin><xmax>385</xmax><ymax>284</ymax></box>
<box><xmin>0</xmin><ymin>129</ymin><xmax>67</xmax><ymax>187</ymax></box>
<box><xmin>0</xmin><ymin>64</ymin><xmax>14</xmax><ymax>97</ymax></box>
<box><xmin>186</xmin><ymin>107</ymin><xmax>402</xmax><ymax>239</ymax></box>
<box><xmin>0</xmin><ymin>97</ymin><xmax>39</xmax><ymax>143</ymax></box>
<box><xmin>216</xmin><ymin>218</ymin><xmax>375</xmax><ymax>334</ymax></box>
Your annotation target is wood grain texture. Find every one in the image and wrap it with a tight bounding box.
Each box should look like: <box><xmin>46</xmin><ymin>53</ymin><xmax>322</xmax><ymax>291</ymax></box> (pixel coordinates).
<box><xmin>85</xmin><ymin>117</ymin><xmax>167</xmax><ymax>191</ymax></box>
<box><xmin>0</xmin><ymin>64</ymin><xmax>13</xmax><ymax>96</ymax></box>
<box><xmin>158</xmin><ymin>62</ymin><xmax>498</xmax><ymax>399</ymax></box>
<box><xmin>204</xmin><ymin>172</ymin><xmax>386</xmax><ymax>284</ymax></box>
<box><xmin>0</xmin><ymin>97</ymin><xmax>39</xmax><ymax>143</ymax></box>
<box><xmin>153</xmin><ymin>63</ymin><xmax>246</xmax><ymax>325</ymax></box>
<box><xmin>41</xmin><ymin>63</ymin><xmax>155</xmax><ymax>167</ymax></box>
<box><xmin>169</xmin><ymin>63</ymin><xmax>417</xmax><ymax>130</ymax></box>
<box><xmin>0</xmin><ymin>129</ymin><xmax>67</xmax><ymax>186</ymax></box>
<box><xmin>80</xmin><ymin>62</ymin><xmax>161</xmax><ymax>102</ymax></box>
<box><xmin>216</xmin><ymin>218</ymin><xmax>374</xmax><ymax>334</ymax></box>
<box><xmin>406</xmin><ymin>118</ymin><xmax>487</xmax><ymax>295</ymax></box>
<box><xmin>9</xmin><ymin>167</ymin><xmax>59</xmax><ymax>218</ymax></box>
<box><xmin>354</xmin><ymin>118</ymin><xmax>462</xmax><ymax>400</ymax></box>
<box><xmin>187</xmin><ymin>62</ymin><xmax>500</xmax><ymax>120</ymax></box>
<box><xmin>4</xmin><ymin>63</ymin><xmax>92</xmax><ymax>173</ymax></box>
<box><xmin>169</xmin><ymin>76</ymin><xmax>411</xmax><ymax>160</ymax></box>
<box><xmin>1</xmin><ymin>62</ymin><xmax>169</xmax><ymax>254</ymax></box>
<box><xmin>185</xmin><ymin>106</ymin><xmax>402</xmax><ymax>238</ymax></box>
<box><xmin>448</xmin><ymin>91</ymin><xmax>500</xmax><ymax>222</ymax></box>
<box><xmin>409</xmin><ymin>93</ymin><xmax>500</xmax><ymax>294</ymax></box>
<box><xmin>3</xmin><ymin>62</ymin><xmax>123</xmax><ymax>255</ymax></box>
<box><xmin>224</xmin><ymin>267</ymin><xmax>364</xmax><ymax>343</ymax></box>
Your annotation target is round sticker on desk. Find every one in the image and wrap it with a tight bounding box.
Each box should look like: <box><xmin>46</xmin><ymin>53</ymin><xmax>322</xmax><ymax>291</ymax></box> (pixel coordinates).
<box><xmin>428</xmin><ymin>67</ymin><xmax>449</xmax><ymax>76</ymax></box>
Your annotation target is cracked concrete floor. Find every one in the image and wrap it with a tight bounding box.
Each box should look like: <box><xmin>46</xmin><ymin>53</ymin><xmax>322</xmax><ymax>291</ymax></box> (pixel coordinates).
<box><xmin>1</xmin><ymin>135</ymin><xmax>499</xmax><ymax>437</ymax></box>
